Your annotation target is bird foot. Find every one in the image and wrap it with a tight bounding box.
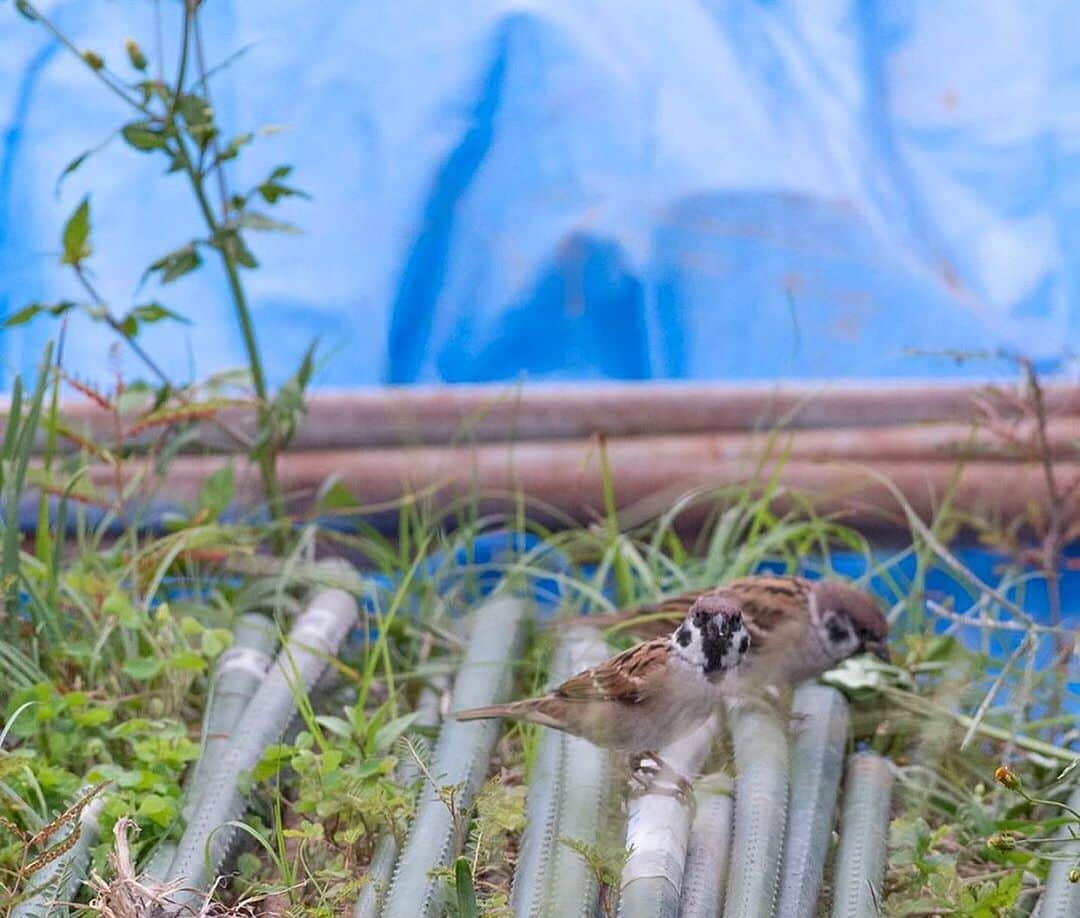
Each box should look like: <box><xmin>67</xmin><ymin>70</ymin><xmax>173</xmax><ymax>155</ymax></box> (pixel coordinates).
<box><xmin>628</xmin><ymin>751</ymin><xmax>693</xmax><ymax>802</ymax></box>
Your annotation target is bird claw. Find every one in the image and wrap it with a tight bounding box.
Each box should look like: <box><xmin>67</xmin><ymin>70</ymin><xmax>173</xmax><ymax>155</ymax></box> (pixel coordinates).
<box><xmin>628</xmin><ymin>751</ymin><xmax>693</xmax><ymax>802</ymax></box>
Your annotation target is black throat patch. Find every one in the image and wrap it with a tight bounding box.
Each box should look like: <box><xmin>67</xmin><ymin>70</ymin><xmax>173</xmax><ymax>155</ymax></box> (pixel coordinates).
<box><xmin>700</xmin><ymin>614</ymin><xmax>742</xmax><ymax>673</ymax></box>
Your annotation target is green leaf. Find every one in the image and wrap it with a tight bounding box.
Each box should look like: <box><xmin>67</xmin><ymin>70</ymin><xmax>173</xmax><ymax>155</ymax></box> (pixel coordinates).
<box><xmin>102</xmin><ymin>589</ymin><xmax>139</xmax><ymax>627</ymax></box>
<box><xmin>123</xmin><ymin>656</ymin><xmax>164</xmax><ymax>680</ymax></box>
<box><xmin>121</xmin><ymin>121</ymin><xmax>168</xmax><ymax>152</ymax></box>
<box><xmin>314</xmin><ymin>715</ymin><xmax>353</xmax><ymax>739</ymax></box>
<box><xmin>257</xmin><ymin>165</ymin><xmax>309</xmax><ymax>204</ymax></box>
<box><xmin>253</xmin><ymin>744</ymin><xmax>292</xmax><ymax>781</ymax></box>
<box><xmin>216</xmin><ymin>132</ymin><xmax>253</xmax><ymax>165</ymax></box>
<box><xmin>454</xmin><ymin>857</ymin><xmax>479</xmax><ymax>918</ymax></box>
<box><xmin>975</xmin><ymin>870</ymin><xmax>1024</xmax><ymax>910</ymax></box>
<box><xmin>144</xmin><ymin>243</ymin><xmax>203</xmax><ymax>285</ymax></box>
<box><xmin>60</xmin><ymin>196</ymin><xmax>91</xmax><ymax>265</ymax></box>
<box><xmin>233</xmin><ymin>236</ymin><xmax>258</xmax><ymax>268</ymax></box>
<box><xmin>72</xmin><ymin>705</ymin><xmax>113</xmax><ymax>727</ymax></box>
<box><xmin>198</xmin><ymin>462</ymin><xmax>234</xmax><ymax>521</ymax></box>
<box><xmin>15</xmin><ymin>1</ymin><xmax>37</xmax><ymax>21</ymax></box>
<box><xmin>351</xmin><ymin>756</ymin><xmax>393</xmax><ymax>781</ymax></box>
<box><xmin>200</xmin><ymin>628</ymin><xmax>232</xmax><ymax>659</ymax></box>
<box><xmin>3</xmin><ymin>301</ymin><xmax>76</xmax><ymax>328</ymax></box>
<box><xmin>177</xmin><ymin>94</ymin><xmax>216</xmax><ymax>145</ymax></box>
<box><xmin>234</xmin><ymin>210</ymin><xmax>301</xmax><ymax>233</ymax></box>
<box><xmin>138</xmin><ymin>793</ymin><xmax>178</xmax><ymax>828</ymax></box>
<box><xmin>170</xmin><ymin>651</ymin><xmax>207</xmax><ymax>673</ymax></box>
<box><xmin>132</xmin><ymin>302</ymin><xmax>188</xmax><ymax>324</ymax></box>
<box><xmin>373</xmin><ymin>712</ymin><xmax>420</xmax><ymax>754</ymax></box>
<box><xmin>3</xmin><ymin>303</ymin><xmax>43</xmax><ymax>327</ymax></box>
<box><xmin>57</xmin><ymin>150</ymin><xmax>91</xmax><ymax>188</ymax></box>
<box><xmin>316</xmin><ymin>480</ymin><xmax>359</xmax><ymax>513</ymax></box>
<box><xmin>320</xmin><ymin>749</ymin><xmax>343</xmax><ymax>775</ymax></box>
<box><xmin>117</xmin><ymin>302</ymin><xmax>190</xmax><ymax>338</ymax></box>
<box><xmin>209</xmin><ymin>227</ymin><xmax>258</xmax><ymax>268</ymax></box>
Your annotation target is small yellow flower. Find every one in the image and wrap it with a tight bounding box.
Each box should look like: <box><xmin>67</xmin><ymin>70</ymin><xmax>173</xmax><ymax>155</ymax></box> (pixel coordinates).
<box><xmin>987</xmin><ymin>832</ymin><xmax>1017</xmax><ymax>851</ymax></box>
<box><xmin>994</xmin><ymin>765</ymin><xmax>1021</xmax><ymax>791</ymax></box>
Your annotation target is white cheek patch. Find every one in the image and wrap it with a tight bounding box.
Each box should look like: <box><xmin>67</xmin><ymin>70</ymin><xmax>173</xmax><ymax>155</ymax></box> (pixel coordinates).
<box><xmin>822</xmin><ymin>612</ymin><xmax>859</xmax><ymax>658</ymax></box>
<box><xmin>672</xmin><ymin>623</ymin><xmax>707</xmax><ymax>668</ymax></box>
<box><xmin>724</xmin><ymin>622</ymin><xmax>752</xmax><ymax>669</ymax></box>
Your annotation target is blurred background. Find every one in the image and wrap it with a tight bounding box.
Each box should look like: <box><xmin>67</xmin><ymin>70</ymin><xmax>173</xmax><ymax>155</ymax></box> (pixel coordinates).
<box><xmin>4</xmin><ymin>0</ymin><xmax>1080</xmax><ymax>391</ymax></box>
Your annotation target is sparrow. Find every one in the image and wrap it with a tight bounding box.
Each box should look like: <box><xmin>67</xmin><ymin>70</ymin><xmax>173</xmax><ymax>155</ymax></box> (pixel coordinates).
<box><xmin>582</xmin><ymin>575</ymin><xmax>889</xmax><ymax>693</ymax></box>
<box><xmin>455</xmin><ymin>598</ymin><xmax>751</xmax><ymax>762</ymax></box>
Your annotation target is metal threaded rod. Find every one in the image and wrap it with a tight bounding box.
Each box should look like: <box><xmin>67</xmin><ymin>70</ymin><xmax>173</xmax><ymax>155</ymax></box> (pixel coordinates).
<box><xmin>185</xmin><ymin>613</ymin><xmax>278</xmax><ymax>812</ymax></box>
<box><xmin>12</xmin><ymin>793</ymin><xmax>105</xmax><ymax>918</ymax></box>
<box><xmin>1034</xmin><ymin>783</ymin><xmax>1080</xmax><ymax>918</ymax></box>
<box><xmin>619</xmin><ymin>713</ymin><xmax>722</xmax><ymax>918</ymax></box>
<box><xmin>677</xmin><ymin>772</ymin><xmax>735</xmax><ymax>918</ymax></box>
<box><xmin>144</xmin><ymin>613</ymin><xmax>278</xmax><ymax>882</ymax></box>
<box><xmin>351</xmin><ymin>679</ymin><xmax>446</xmax><ymax>918</ymax></box>
<box><xmin>511</xmin><ymin>625</ymin><xmax>614</xmax><ymax>918</ymax></box>
<box><xmin>163</xmin><ymin>583</ymin><xmax>358</xmax><ymax>907</ymax></box>
<box><xmin>722</xmin><ymin>701</ymin><xmax>791</xmax><ymax>918</ymax></box>
<box><xmin>776</xmin><ymin>685</ymin><xmax>850</xmax><ymax>918</ymax></box>
<box><xmin>831</xmin><ymin>752</ymin><xmax>894</xmax><ymax>918</ymax></box>
<box><xmin>381</xmin><ymin>596</ymin><xmax>530</xmax><ymax>918</ymax></box>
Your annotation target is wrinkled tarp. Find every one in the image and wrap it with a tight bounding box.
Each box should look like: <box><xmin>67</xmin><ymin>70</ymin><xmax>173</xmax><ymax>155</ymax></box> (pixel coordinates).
<box><xmin>2</xmin><ymin>1</ymin><xmax>1080</xmax><ymax>389</ymax></box>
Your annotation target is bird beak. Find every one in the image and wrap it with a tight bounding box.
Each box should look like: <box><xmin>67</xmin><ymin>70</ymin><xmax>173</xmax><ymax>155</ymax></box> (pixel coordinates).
<box><xmin>865</xmin><ymin>640</ymin><xmax>891</xmax><ymax>664</ymax></box>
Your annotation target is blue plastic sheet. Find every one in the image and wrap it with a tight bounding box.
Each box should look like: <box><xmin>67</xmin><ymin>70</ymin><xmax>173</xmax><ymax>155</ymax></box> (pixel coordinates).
<box><xmin>355</xmin><ymin>530</ymin><xmax>1079</xmax><ymax>714</ymax></box>
<box><xmin>3</xmin><ymin>2</ymin><xmax>1080</xmax><ymax>388</ymax></box>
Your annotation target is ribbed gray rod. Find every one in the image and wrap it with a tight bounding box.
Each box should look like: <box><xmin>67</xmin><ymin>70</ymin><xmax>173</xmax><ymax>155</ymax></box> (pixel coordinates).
<box><xmin>511</xmin><ymin>625</ymin><xmax>614</xmax><ymax>918</ymax></box>
<box><xmin>777</xmin><ymin>685</ymin><xmax>849</xmax><ymax>918</ymax></box>
<box><xmin>163</xmin><ymin>583</ymin><xmax>358</xmax><ymax>908</ymax></box>
<box><xmin>831</xmin><ymin>752</ymin><xmax>894</xmax><ymax>918</ymax></box>
<box><xmin>381</xmin><ymin>596</ymin><xmax>530</xmax><ymax>918</ymax></box>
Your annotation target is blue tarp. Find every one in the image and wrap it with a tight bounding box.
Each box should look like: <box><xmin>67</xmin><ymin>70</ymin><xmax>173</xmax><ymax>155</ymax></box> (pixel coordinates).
<box><xmin>3</xmin><ymin>1</ymin><xmax>1080</xmax><ymax>389</ymax></box>
<box><xmin>357</xmin><ymin>530</ymin><xmax>1079</xmax><ymax>712</ymax></box>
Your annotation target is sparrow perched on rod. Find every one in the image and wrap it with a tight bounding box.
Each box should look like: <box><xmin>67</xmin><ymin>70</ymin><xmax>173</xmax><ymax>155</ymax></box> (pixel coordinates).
<box><xmin>455</xmin><ymin>597</ymin><xmax>751</xmax><ymax>762</ymax></box>
<box><xmin>582</xmin><ymin>575</ymin><xmax>889</xmax><ymax>692</ymax></box>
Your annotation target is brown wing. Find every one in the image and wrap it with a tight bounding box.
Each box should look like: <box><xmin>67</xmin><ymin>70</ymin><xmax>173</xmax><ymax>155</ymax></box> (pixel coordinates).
<box><xmin>583</xmin><ymin>574</ymin><xmax>810</xmax><ymax>635</ymax></box>
<box><xmin>582</xmin><ymin>590</ymin><xmax>710</xmax><ymax>639</ymax></box>
<box><xmin>553</xmin><ymin>637</ymin><xmax>669</xmax><ymax>705</ymax></box>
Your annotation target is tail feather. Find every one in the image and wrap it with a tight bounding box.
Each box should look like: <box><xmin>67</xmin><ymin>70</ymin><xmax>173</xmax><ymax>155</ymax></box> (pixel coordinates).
<box><xmin>455</xmin><ymin>701</ymin><xmax>532</xmax><ymax>722</ymax></box>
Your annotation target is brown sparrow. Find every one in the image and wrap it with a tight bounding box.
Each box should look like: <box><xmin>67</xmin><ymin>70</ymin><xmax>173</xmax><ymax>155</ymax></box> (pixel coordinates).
<box><xmin>456</xmin><ymin>598</ymin><xmax>751</xmax><ymax>759</ymax></box>
<box><xmin>583</xmin><ymin>575</ymin><xmax>890</xmax><ymax>692</ymax></box>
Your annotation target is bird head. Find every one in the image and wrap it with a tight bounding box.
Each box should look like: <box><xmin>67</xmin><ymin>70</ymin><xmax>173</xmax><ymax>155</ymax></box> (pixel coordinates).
<box><xmin>672</xmin><ymin>593</ymin><xmax>750</xmax><ymax>678</ymax></box>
